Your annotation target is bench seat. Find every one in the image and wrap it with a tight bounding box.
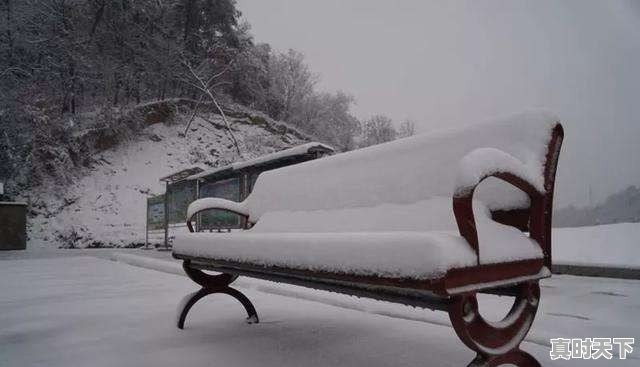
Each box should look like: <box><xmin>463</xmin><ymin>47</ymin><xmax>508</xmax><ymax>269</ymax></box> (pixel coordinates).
<box><xmin>173</xmin><ymin>199</ymin><xmax>543</xmax><ymax>281</ymax></box>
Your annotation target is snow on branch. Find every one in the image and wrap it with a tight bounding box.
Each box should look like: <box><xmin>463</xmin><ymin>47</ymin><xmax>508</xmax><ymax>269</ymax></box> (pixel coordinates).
<box><xmin>181</xmin><ymin>58</ymin><xmax>243</xmax><ymax>159</ymax></box>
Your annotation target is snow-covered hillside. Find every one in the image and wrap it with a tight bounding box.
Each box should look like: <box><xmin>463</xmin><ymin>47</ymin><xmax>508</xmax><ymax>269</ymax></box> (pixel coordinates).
<box><xmin>26</xmin><ymin>111</ymin><xmax>310</xmax><ymax>249</ymax></box>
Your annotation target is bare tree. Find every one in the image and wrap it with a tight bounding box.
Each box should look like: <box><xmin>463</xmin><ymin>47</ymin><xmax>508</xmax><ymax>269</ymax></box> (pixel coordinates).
<box><xmin>398</xmin><ymin>119</ymin><xmax>417</xmax><ymax>138</ymax></box>
<box><xmin>268</xmin><ymin>49</ymin><xmax>318</xmax><ymax>122</ymax></box>
<box><xmin>296</xmin><ymin>91</ymin><xmax>360</xmax><ymax>151</ymax></box>
<box><xmin>181</xmin><ymin>59</ymin><xmax>243</xmax><ymax>158</ymax></box>
<box><xmin>361</xmin><ymin>115</ymin><xmax>397</xmax><ymax>147</ymax></box>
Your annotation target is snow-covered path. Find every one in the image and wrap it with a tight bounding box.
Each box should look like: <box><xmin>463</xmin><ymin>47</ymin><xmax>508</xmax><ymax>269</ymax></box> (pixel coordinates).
<box><xmin>1</xmin><ymin>256</ymin><xmax>638</xmax><ymax>366</ymax></box>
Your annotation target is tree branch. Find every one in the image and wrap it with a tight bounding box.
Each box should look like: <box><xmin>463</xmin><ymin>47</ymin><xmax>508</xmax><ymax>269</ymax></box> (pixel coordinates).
<box><xmin>181</xmin><ymin>59</ymin><xmax>243</xmax><ymax>159</ymax></box>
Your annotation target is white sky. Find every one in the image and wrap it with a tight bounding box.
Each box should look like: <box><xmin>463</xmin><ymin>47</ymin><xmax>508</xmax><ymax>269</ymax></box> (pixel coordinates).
<box><xmin>237</xmin><ymin>0</ymin><xmax>640</xmax><ymax>208</ymax></box>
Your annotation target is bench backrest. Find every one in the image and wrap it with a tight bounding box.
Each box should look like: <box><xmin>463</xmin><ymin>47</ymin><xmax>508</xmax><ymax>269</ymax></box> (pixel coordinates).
<box><xmin>243</xmin><ymin>112</ymin><xmax>562</xmax><ymax>227</ymax></box>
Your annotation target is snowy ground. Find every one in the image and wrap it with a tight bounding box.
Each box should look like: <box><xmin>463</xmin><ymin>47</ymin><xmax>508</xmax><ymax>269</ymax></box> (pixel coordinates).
<box><xmin>1</xmin><ymin>255</ymin><xmax>638</xmax><ymax>366</ymax></box>
<box><xmin>553</xmin><ymin>222</ymin><xmax>640</xmax><ymax>269</ymax></box>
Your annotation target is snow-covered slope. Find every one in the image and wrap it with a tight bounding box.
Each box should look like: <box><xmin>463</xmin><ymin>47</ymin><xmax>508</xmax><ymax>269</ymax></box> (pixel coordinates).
<box><xmin>27</xmin><ymin>112</ymin><xmax>309</xmax><ymax>249</ymax></box>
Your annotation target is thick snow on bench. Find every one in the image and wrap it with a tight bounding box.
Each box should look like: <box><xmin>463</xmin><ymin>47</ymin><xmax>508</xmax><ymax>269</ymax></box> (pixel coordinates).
<box><xmin>175</xmin><ymin>199</ymin><xmax>542</xmax><ymax>280</ymax></box>
<box><xmin>242</xmin><ymin>112</ymin><xmax>557</xmax><ymax>220</ymax></box>
<box><xmin>454</xmin><ymin>147</ymin><xmax>545</xmax><ymax>197</ymax></box>
<box><xmin>175</xmin><ymin>112</ymin><xmax>556</xmax><ymax>278</ymax></box>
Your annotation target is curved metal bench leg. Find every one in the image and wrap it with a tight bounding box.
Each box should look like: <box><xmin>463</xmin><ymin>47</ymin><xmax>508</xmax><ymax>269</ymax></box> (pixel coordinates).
<box><xmin>177</xmin><ymin>260</ymin><xmax>259</xmax><ymax>329</ymax></box>
<box><xmin>219</xmin><ymin>287</ymin><xmax>260</xmax><ymax>324</ymax></box>
<box><xmin>177</xmin><ymin>286</ymin><xmax>260</xmax><ymax>329</ymax></box>
<box><xmin>177</xmin><ymin>288</ymin><xmax>213</xmax><ymax>329</ymax></box>
<box><xmin>449</xmin><ymin>281</ymin><xmax>541</xmax><ymax>367</ymax></box>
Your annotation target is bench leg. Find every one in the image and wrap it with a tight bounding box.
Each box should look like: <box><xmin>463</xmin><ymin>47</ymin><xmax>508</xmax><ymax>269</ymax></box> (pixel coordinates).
<box><xmin>448</xmin><ymin>281</ymin><xmax>541</xmax><ymax>367</ymax></box>
<box><xmin>177</xmin><ymin>260</ymin><xmax>259</xmax><ymax>329</ymax></box>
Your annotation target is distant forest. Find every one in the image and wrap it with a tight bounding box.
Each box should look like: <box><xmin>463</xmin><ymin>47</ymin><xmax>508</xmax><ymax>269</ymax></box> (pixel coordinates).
<box><xmin>554</xmin><ymin>185</ymin><xmax>640</xmax><ymax>227</ymax></box>
<box><xmin>0</xmin><ymin>0</ymin><xmax>413</xmax><ymax>188</ymax></box>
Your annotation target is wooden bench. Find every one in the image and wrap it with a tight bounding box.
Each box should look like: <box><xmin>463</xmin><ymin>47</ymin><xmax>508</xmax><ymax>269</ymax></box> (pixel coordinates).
<box><xmin>173</xmin><ymin>112</ymin><xmax>564</xmax><ymax>367</ymax></box>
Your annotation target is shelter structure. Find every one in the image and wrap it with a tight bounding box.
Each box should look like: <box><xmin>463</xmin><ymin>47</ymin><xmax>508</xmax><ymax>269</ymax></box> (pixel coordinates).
<box><xmin>146</xmin><ymin>143</ymin><xmax>333</xmax><ymax>248</ymax></box>
<box><xmin>187</xmin><ymin>142</ymin><xmax>333</xmax><ymax>231</ymax></box>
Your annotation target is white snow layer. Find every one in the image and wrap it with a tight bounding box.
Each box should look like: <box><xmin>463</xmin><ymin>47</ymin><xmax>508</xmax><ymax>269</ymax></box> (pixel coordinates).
<box><xmin>2</xmin><ymin>256</ymin><xmax>639</xmax><ymax>367</ymax></box>
<box><xmin>175</xmin><ymin>199</ymin><xmax>542</xmax><ymax>279</ymax></box>
<box><xmin>187</xmin><ymin>197</ymin><xmax>249</xmax><ymax>220</ymax></box>
<box><xmin>187</xmin><ymin>198</ymin><xmax>248</xmax><ymax>219</ymax></box>
<box><xmin>175</xmin><ymin>112</ymin><xmax>556</xmax><ymax>277</ymax></box>
<box><xmin>552</xmin><ymin>222</ymin><xmax>640</xmax><ymax>268</ymax></box>
<box><xmin>187</xmin><ymin>142</ymin><xmax>333</xmax><ymax>180</ymax></box>
<box><xmin>454</xmin><ymin>147</ymin><xmax>545</xmax><ymax>196</ymax></box>
<box><xmin>243</xmin><ymin>111</ymin><xmax>558</xmax><ymax>220</ymax></box>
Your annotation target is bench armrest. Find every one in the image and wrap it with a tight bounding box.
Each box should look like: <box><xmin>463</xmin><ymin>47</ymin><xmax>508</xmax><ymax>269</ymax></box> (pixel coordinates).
<box><xmin>186</xmin><ymin>198</ymin><xmax>249</xmax><ymax>232</ymax></box>
<box><xmin>452</xmin><ymin>148</ymin><xmax>546</xmax><ymax>262</ymax></box>
<box><xmin>453</xmin><ymin>148</ymin><xmax>544</xmax><ymax>198</ymax></box>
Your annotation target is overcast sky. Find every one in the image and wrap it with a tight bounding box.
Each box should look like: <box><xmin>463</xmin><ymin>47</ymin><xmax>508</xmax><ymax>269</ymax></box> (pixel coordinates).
<box><xmin>237</xmin><ymin>0</ymin><xmax>640</xmax><ymax>208</ymax></box>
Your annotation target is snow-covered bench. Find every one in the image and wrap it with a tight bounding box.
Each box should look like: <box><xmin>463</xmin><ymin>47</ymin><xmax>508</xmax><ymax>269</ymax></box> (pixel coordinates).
<box><xmin>173</xmin><ymin>112</ymin><xmax>564</xmax><ymax>367</ymax></box>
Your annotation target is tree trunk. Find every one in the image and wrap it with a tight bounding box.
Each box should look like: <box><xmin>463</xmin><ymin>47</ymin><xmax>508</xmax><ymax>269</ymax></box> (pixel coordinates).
<box><xmin>183</xmin><ymin>0</ymin><xmax>198</xmax><ymax>53</ymax></box>
<box><xmin>4</xmin><ymin>0</ymin><xmax>12</xmax><ymax>65</ymax></box>
<box><xmin>89</xmin><ymin>1</ymin><xmax>105</xmax><ymax>37</ymax></box>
